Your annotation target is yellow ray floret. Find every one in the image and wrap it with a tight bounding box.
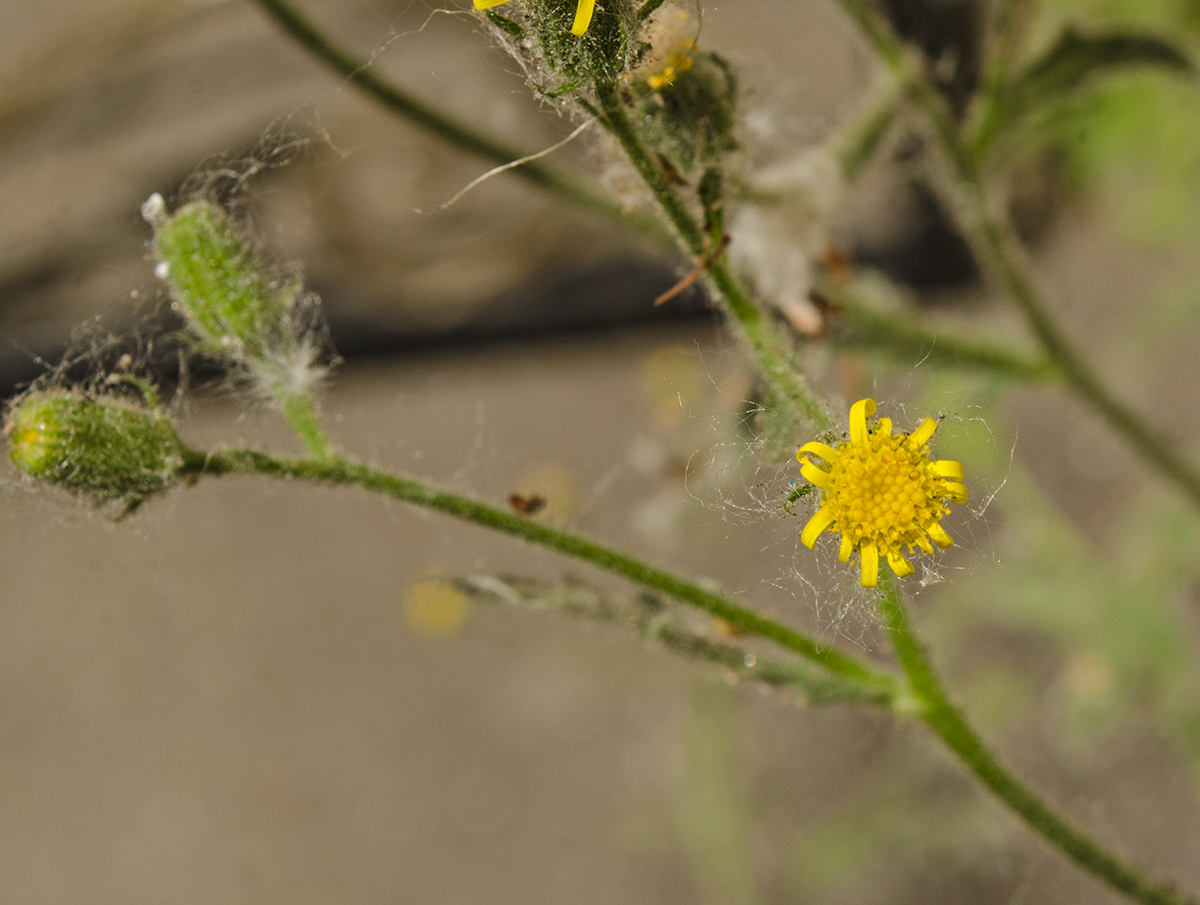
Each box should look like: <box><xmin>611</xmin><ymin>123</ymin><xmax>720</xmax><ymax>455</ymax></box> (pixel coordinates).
<box><xmin>796</xmin><ymin>398</ymin><xmax>967</xmax><ymax>588</ymax></box>
<box><xmin>473</xmin><ymin>0</ymin><xmax>597</xmax><ymax>36</ymax></box>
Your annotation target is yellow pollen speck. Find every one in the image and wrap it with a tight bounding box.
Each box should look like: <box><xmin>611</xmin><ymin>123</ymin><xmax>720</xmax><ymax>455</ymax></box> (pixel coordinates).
<box><xmin>796</xmin><ymin>398</ymin><xmax>966</xmax><ymax>587</ymax></box>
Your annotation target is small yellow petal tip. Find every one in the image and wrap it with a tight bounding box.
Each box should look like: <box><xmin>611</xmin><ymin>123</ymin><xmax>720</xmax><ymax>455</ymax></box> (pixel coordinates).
<box><xmin>859</xmin><ymin>542</ymin><xmax>879</xmax><ymax>587</ymax></box>
<box><xmin>887</xmin><ymin>550</ymin><xmax>915</xmax><ymax>579</ymax></box>
<box><xmin>570</xmin><ymin>0</ymin><xmax>596</xmax><ymax>35</ymax></box>
<box><xmin>848</xmin><ymin>398</ymin><xmax>876</xmax><ymax>446</ymax></box>
<box><xmin>801</xmin><ymin>505</ymin><xmax>836</xmax><ymax>549</ymax></box>
<box><xmin>908</xmin><ymin>416</ymin><xmax>938</xmax><ymax>449</ymax></box>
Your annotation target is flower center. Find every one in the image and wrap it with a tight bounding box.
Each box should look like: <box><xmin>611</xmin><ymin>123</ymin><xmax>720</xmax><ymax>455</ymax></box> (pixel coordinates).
<box><xmin>826</xmin><ymin>430</ymin><xmax>946</xmax><ymax>551</ymax></box>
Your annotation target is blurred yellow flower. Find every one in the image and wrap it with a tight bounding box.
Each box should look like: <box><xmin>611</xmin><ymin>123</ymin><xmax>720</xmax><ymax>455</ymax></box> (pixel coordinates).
<box><xmin>797</xmin><ymin>398</ymin><xmax>967</xmax><ymax>587</ymax></box>
<box><xmin>646</xmin><ymin>48</ymin><xmax>694</xmax><ymax>89</ymax></box>
<box><xmin>474</xmin><ymin>0</ymin><xmax>597</xmax><ymax>36</ymax></box>
<box><xmin>404</xmin><ymin>579</ymin><xmax>471</xmax><ymax>636</ymax></box>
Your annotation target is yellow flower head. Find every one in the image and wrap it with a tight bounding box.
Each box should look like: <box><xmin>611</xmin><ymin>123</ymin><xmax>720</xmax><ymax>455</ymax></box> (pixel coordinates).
<box><xmin>797</xmin><ymin>399</ymin><xmax>967</xmax><ymax>587</ymax></box>
<box><xmin>474</xmin><ymin>0</ymin><xmax>597</xmax><ymax>36</ymax></box>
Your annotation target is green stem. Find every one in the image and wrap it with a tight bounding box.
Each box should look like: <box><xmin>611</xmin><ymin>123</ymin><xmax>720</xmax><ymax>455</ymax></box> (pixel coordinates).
<box><xmin>277</xmin><ymin>392</ymin><xmax>334</xmax><ymax>459</ymax></box>
<box><xmin>967</xmin><ymin>0</ymin><xmax>1030</xmax><ymax>159</ymax></box>
<box><xmin>877</xmin><ymin>574</ymin><xmax>1197</xmax><ymax>905</ymax></box>
<box><xmin>835</xmin><ymin>77</ymin><xmax>902</xmax><ymax>183</ymax></box>
<box><xmin>593</xmin><ymin>81</ymin><xmax>832</xmax><ymax>432</ymax></box>
<box><xmin>969</xmin><ymin>202</ymin><xmax>1200</xmax><ymax>508</ymax></box>
<box><xmin>250</xmin><ymin>0</ymin><xmax>671</xmax><ymax>246</ymax></box>
<box><xmin>834</xmin><ymin>0</ymin><xmax>1200</xmax><ymax>510</ymax></box>
<box><xmin>652</xmin><ymin>624</ymin><xmax>890</xmax><ymax>705</ymax></box>
<box><xmin>593</xmin><ymin>82</ymin><xmax>705</xmax><ymax>253</ymax></box>
<box><xmin>816</xmin><ymin>276</ymin><xmax>1057</xmax><ymax>380</ymax></box>
<box><xmin>181</xmin><ymin>446</ymin><xmax>894</xmax><ymax>693</ymax></box>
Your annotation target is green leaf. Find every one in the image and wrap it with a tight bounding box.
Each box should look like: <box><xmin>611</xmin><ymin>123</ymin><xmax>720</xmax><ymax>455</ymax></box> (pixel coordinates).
<box><xmin>485</xmin><ymin>10</ymin><xmax>524</xmax><ymax>38</ymax></box>
<box><xmin>974</xmin><ymin>27</ymin><xmax>1195</xmax><ymax>156</ymax></box>
<box><xmin>1016</xmin><ymin>28</ymin><xmax>1193</xmax><ymax>103</ymax></box>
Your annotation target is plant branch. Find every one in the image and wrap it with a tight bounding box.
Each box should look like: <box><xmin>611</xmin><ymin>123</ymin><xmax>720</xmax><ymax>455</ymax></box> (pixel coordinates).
<box><xmin>276</xmin><ymin>391</ymin><xmax>334</xmax><ymax>459</ymax></box>
<box><xmin>182</xmin><ymin>446</ymin><xmax>895</xmax><ymax>694</ymax></box>
<box><xmin>967</xmin><ymin>205</ymin><xmax>1200</xmax><ymax>507</ymax></box>
<box><xmin>834</xmin><ymin>0</ymin><xmax>1200</xmax><ymax>510</ymax></box>
<box><xmin>593</xmin><ymin>81</ymin><xmax>833</xmax><ymax>433</ymax></box>
<box><xmin>457</xmin><ymin>574</ymin><xmax>893</xmax><ymax>705</ymax></box>
<box><xmin>877</xmin><ymin>574</ymin><xmax>1197</xmax><ymax>905</ymax></box>
<box><xmin>815</xmin><ymin>275</ymin><xmax>1058</xmax><ymax>380</ymax></box>
<box><xmin>835</xmin><ymin>76</ymin><xmax>903</xmax><ymax>183</ymax></box>
<box><xmin>250</xmin><ymin>0</ymin><xmax>671</xmax><ymax>245</ymax></box>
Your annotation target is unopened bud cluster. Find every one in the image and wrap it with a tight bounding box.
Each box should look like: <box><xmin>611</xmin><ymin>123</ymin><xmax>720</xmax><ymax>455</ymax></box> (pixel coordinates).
<box><xmin>2</xmin><ymin>192</ymin><xmax>337</xmax><ymax>511</ymax></box>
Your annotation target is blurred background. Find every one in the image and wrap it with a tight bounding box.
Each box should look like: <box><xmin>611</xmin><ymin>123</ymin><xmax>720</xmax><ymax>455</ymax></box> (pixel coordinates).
<box><xmin>2</xmin><ymin>0</ymin><xmax>1200</xmax><ymax>903</ymax></box>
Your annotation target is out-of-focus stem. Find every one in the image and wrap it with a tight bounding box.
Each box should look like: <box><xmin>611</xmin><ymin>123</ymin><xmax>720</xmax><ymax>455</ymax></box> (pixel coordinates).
<box><xmin>816</xmin><ymin>276</ymin><xmax>1057</xmax><ymax>380</ymax></box>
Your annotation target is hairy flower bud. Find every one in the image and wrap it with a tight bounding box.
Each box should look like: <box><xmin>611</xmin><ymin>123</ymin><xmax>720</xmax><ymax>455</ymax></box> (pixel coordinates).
<box><xmin>148</xmin><ymin>197</ymin><xmax>288</xmax><ymax>360</ymax></box>
<box><xmin>6</xmin><ymin>391</ymin><xmax>187</xmax><ymax>504</ymax></box>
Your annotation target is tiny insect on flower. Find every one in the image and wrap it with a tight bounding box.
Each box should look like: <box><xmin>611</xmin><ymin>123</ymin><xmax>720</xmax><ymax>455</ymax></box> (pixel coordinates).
<box><xmin>474</xmin><ymin>0</ymin><xmax>597</xmax><ymax>36</ymax></box>
<box><xmin>796</xmin><ymin>398</ymin><xmax>967</xmax><ymax>587</ymax></box>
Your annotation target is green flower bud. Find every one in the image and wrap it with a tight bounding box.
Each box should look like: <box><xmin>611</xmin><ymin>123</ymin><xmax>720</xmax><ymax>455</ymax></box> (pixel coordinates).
<box><xmin>6</xmin><ymin>391</ymin><xmax>187</xmax><ymax>504</ymax></box>
<box><xmin>148</xmin><ymin>197</ymin><xmax>287</xmax><ymax>360</ymax></box>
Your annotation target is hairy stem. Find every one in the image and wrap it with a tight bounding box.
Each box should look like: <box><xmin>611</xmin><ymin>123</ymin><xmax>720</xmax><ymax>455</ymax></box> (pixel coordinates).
<box><xmin>250</xmin><ymin>0</ymin><xmax>671</xmax><ymax>245</ymax></box>
<box><xmin>877</xmin><ymin>574</ymin><xmax>1197</xmax><ymax>905</ymax></box>
<box><xmin>182</xmin><ymin>446</ymin><xmax>894</xmax><ymax>693</ymax></box>
<box><xmin>276</xmin><ymin>392</ymin><xmax>334</xmax><ymax>459</ymax></box>
<box><xmin>594</xmin><ymin>81</ymin><xmax>832</xmax><ymax>432</ymax></box>
<box><xmin>458</xmin><ymin>575</ymin><xmax>892</xmax><ymax>705</ymax></box>
<box><xmin>815</xmin><ymin>276</ymin><xmax>1057</xmax><ymax>380</ymax></box>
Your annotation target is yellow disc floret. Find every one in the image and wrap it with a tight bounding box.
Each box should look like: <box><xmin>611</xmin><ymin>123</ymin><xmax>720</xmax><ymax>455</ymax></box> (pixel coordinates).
<box><xmin>796</xmin><ymin>399</ymin><xmax>967</xmax><ymax>587</ymax></box>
